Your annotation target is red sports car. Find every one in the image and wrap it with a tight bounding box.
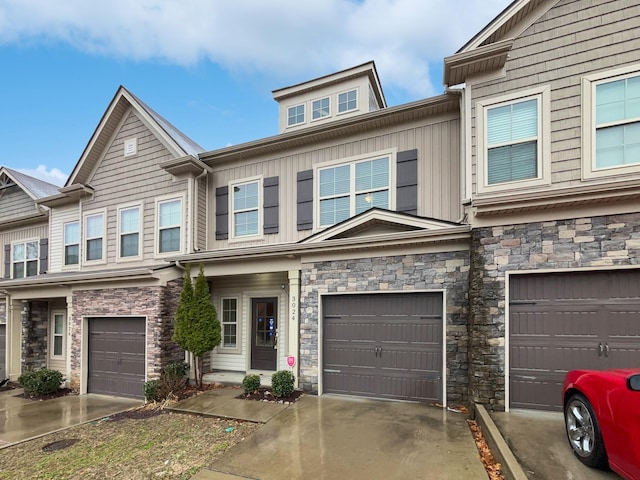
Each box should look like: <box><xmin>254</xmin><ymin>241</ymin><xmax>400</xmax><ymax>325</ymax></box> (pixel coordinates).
<box><xmin>563</xmin><ymin>369</ymin><xmax>640</xmax><ymax>480</ymax></box>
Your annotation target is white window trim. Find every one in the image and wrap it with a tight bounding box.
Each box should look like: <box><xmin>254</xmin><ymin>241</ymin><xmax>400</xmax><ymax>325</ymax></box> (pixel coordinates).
<box><xmin>337</xmin><ymin>87</ymin><xmax>359</xmax><ymax>115</ymax></box>
<box><xmin>229</xmin><ymin>176</ymin><xmax>263</xmax><ymax>242</ymax></box>
<box><xmin>50</xmin><ymin>311</ymin><xmax>66</xmax><ymax>359</ymax></box>
<box><xmin>313</xmin><ymin>149</ymin><xmax>397</xmax><ymax>230</ymax></box>
<box><xmin>10</xmin><ymin>238</ymin><xmax>40</xmax><ymax>279</ymax></box>
<box><xmin>582</xmin><ymin>64</ymin><xmax>640</xmax><ymax>180</ymax></box>
<box><xmin>155</xmin><ymin>194</ymin><xmax>185</xmax><ymax>257</ymax></box>
<box><xmin>124</xmin><ymin>137</ymin><xmax>137</xmax><ymax>157</ymax></box>
<box><xmin>219</xmin><ymin>296</ymin><xmax>241</xmax><ymax>354</ymax></box>
<box><xmin>476</xmin><ymin>85</ymin><xmax>551</xmax><ymax>194</ymax></box>
<box><xmin>311</xmin><ymin>96</ymin><xmax>331</xmax><ymax>121</ymax></box>
<box><xmin>116</xmin><ymin>202</ymin><xmax>143</xmax><ymax>262</ymax></box>
<box><xmin>83</xmin><ymin>209</ymin><xmax>107</xmax><ymax>265</ymax></box>
<box><xmin>287</xmin><ymin>104</ymin><xmax>305</xmax><ymax>127</ymax></box>
<box><xmin>63</xmin><ymin>220</ymin><xmax>80</xmax><ymax>269</ymax></box>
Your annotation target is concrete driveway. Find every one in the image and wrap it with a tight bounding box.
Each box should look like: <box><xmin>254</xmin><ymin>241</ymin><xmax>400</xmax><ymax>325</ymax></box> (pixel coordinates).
<box><xmin>0</xmin><ymin>388</ymin><xmax>141</xmax><ymax>448</ymax></box>
<box><xmin>489</xmin><ymin>409</ymin><xmax>620</xmax><ymax>479</ymax></box>
<box><xmin>190</xmin><ymin>394</ymin><xmax>486</xmax><ymax>480</ymax></box>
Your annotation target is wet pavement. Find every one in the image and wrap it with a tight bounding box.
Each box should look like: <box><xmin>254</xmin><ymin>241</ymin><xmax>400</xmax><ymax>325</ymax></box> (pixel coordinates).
<box><xmin>489</xmin><ymin>409</ymin><xmax>619</xmax><ymax>479</ymax></box>
<box><xmin>0</xmin><ymin>388</ymin><xmax>141</xmax><ymax>448</ymax></box>
<box><xmin>171</xmin><ymin>390</ymin><xmax>486</xmax><ymax>480</ymax></box>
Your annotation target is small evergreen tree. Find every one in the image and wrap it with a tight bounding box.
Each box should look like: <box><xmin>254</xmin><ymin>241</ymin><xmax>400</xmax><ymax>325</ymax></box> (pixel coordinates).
<box><xmin>172</xmin><ymin>264</ymin><xmax>221</xmax><ymax>388</ymax></box>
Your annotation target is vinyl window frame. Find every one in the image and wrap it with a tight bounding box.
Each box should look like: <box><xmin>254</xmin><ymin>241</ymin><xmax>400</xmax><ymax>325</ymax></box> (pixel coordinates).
<box><xmin>582</xmin><ymin>64</ymin><xmax>640</xmax><ymax>180</ymax></box>
<box><xmin>312</xmin><ymin>96</ymin><xmax>331</xmax><ymax>120</ymax></box>
<box><xmin>287</xmin><ymin>104</ymin><xmax>305</xmax><ymax>127</ymax></box>
<box><xmin>11</xmin><ymin>239</ymin><xmax>39</xmax><ymax>279</ymax></box>
<box><xmin>230</xmin><ymin>176</ymin><xmax>263</xmax><ymax>241</ymax></box>
<box><xmin>337</xmin><ymin>88</ymin><xmax>358</xmax><ymax>114</ymax></box>
<box><xmin>219</xmin><ymin>297</ymin><xmax>241</xmax><ymax>353</ymax></box>
<box><xmin>50</xmin><ymin>311</ymin><xmax>66</xmax><ymax>359</ymax></box>
<box><xmin>117</xmin><ymin>203</ymin><xmax>142</xmax><ymax>261</ymax></box>
<box><xmin>83</xmin><ymin>210</ymin><xmax>106</xmax><ymax>264</ymax></box>
<box><xmin>63</xmin><ymin>221</ymin><xmax>80</xmax><ymax>267</ymax></box>
<box><xmin>155</xmin><ymin>195</ymin><xmax>184</xmax><ymax>256</ymax></box>
<box><xmin>475</xmin><ymin>85</ymin><xmax>551</xmax><ymax>194</ymax></box>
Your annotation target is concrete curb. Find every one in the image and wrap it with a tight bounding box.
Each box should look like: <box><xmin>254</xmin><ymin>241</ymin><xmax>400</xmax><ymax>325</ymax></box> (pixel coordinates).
<box><xmin>474</xmin><ymin>404</ymin><xmax>529</xmax><ymax>480</ymax></box>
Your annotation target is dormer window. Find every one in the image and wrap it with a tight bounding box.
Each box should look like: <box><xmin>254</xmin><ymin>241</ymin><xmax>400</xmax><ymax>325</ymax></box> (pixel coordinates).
<box><xmin>312</xmin><ymin>97</ymin><xmax>330</xmax><ymax>120</ymax></box>
<box><xmin>338</xmin><ymin>89</ymin><xmax>357</xmax><ymax>113</ymax></box>
<box><xmin>287</xmin><ymin>104</ymin><xmax>305</xmax><ymax>126</ymax></box>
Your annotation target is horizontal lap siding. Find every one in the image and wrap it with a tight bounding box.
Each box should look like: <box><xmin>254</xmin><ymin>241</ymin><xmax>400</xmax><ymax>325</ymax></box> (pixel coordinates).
<box><xmin>81</xmin><ymin>111</ymin><xmax>188</xmax><ymax>267</ymax></box>
<box><xmin>0</xmin><ymin>188</ymin><xmax>37</xmax><ymax>222</ymax></box>
<box><xmin>208</xmin><ymin>115</ymin><xmax>461</xmax><ymax>248</ymax></box>
<box><xmin>471</xmin><ymin>0</ymin><xmax>640</xmax><ymax>193</ymax></box>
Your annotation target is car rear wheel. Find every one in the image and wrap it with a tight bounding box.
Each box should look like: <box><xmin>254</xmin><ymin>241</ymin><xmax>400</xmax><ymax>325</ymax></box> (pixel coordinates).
<box><xmin>564</xmin><ymin>393</ymin><xmax>608</xmax><ymax>468</ymax></box>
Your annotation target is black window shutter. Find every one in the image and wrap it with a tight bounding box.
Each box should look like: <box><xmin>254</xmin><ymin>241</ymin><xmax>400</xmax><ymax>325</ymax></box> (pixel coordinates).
<box><xmin>297</xmin><ymin>170</ymin><xmax>313</xmax><ymax>231</ymax></box>
<box><xmin>4</xmin><ymin>244</ymin><xmax>9</xmax><ymax>278</ymax></box>
<box><xmin>39</xmin><ymin>238</ymin><xmax>49</xmax><ymax>274</ymax></box>
<box><xmin>396</xmin><ymin>149</ymin><xmax>418</xmax><ymax>215</ymax></box>
<box><xmin>215</xmin><ymin>186</ymin><xmax>229</xmax><ymax>240</ymax></box>
<box><xmin>263</xmin><ymin>176</ymin><xmax>279</xmax><ymax>235</ymax></box>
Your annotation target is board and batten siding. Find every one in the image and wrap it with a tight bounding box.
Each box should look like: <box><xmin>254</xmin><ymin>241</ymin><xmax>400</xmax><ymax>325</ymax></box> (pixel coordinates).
<box><xmin>79</xmin><ymin>109</ymin><xmax>189</xmax><ymax>268</ymax></box>
<box><xmin>469</xmin><ymin>0</ymin><xmax>640</xmax><ymax>194</ymax></box>
<box><xmin>208</xmin><ymin>113</ymin><xmax>461</xmax><ymax>248</ymax></box>
<box><xmin>0</xmin><ymin>187</ymin><xmax>38</xmax><ymax>222</ymax></box>
<box><xmin>48</xmin><ymin>204</ymin><xmax>79</xmax><ymax>273</ymax></box>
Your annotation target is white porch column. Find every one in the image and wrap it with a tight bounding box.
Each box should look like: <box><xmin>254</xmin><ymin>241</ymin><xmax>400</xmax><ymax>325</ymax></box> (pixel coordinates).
<box><xmin>287</xmin><ymin>270</ymin><xmax>300</xmax><ymax>387</ymax></box>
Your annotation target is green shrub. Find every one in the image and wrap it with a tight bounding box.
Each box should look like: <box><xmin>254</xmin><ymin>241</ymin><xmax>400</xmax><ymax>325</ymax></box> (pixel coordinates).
<box><xmin>242</xmin><ymin>374</ymin><xmax>261</xmax><ymax>394</ymax></box>
<box><xmin>271</xmin><ymin>370</ymin><xmax>295</xmax><ymax>398</ymax></box>
<box><xmin>144</xmin><ymin>379</ymin><xmax>162</xmax><ymax>402</ymax></box>
<box><xmin>18</xmin><ymin>368</ymin><xmax>65</xmax><ymax>396</ymax></box>
<box><xmin>160</xmin><ymin>361</ymin><xmax>189</xmax><ymax>397</ymax></box>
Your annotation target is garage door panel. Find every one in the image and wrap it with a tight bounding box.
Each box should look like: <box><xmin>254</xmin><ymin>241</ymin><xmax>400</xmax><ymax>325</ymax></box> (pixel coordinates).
<box><xmin>510</xmin><ymin>271</ymin><xmax>640</xmax><ymax>411</ymax></box>
<box><xmin>323</xmin><ymin>293</ymin><xmax>443</xmax><ymax>403</ymax></box>
<box><xmin>89</xmin><ymin>317</ymin><xmax>145</xmax><ymax>399</ymax></box>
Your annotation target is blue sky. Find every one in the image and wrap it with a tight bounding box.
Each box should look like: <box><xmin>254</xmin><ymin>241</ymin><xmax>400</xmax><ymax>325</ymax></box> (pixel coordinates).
<box><xmin>0</xmin><ymin>0</ymin><xmax>508</xmax><ymax>186</ymax></box>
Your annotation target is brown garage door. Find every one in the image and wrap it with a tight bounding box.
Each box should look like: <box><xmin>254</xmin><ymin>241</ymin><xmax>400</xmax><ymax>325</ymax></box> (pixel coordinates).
<box><xmin>0</xmin><ymin>324</ymin><xmax>5</xmax><ymax>379</ymax></box>
<box><xmin>510</xmin><ymin>270</ymin><xmax>640</xmax><ymax>411</ymax></box>
<box><xmin>88</xmin><ymin>317</ymin><xmax>146</xmax><ymax>398</ymax></box>
<box><xmin>323</xmin><ymin>293</ymin><xmax>443</xmax><ymax>402</ymax></box>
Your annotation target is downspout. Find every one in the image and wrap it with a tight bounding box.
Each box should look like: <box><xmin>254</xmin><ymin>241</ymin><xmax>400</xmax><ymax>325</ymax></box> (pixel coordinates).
<box><xmin>192</xmin><ymin>166</ymin><xmax>210</xmax><ymax>253</ymax></box>
<box><xmin>445</xmin><ymin>86</ymin><xmax>469</xmax><ymax>224</ymax></box>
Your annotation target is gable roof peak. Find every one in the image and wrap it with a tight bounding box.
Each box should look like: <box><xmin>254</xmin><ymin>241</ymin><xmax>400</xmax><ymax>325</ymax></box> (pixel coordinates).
<box><xmin>0</xmin><ymin>166</ymin><xmax>60</xmax><ymax>200</ymax></box>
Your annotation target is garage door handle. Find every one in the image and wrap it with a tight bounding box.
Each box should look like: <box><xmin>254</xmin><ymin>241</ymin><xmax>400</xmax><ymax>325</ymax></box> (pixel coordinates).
<box><xmin>604</xmin><ymin>343</ymin><xmax>609</xmax><ymax>358</ymax></box>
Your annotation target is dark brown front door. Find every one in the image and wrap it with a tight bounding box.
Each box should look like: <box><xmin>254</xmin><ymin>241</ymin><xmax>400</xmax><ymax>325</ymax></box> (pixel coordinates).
<box><xmin>251</xmin><ymin>298</ymin><xmax>278</xmax><ymax>370</ymax></box>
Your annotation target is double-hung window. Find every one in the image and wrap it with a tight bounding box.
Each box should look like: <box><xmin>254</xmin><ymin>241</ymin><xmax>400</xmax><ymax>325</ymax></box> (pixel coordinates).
<box><xmin>158</xmin><ymin>198</ymin><xmax>182</xmax><ymax>254</ymax></box>
<box><xmin>338</xmin><ymin>89</ymin><xmax>357</xmax><ymax>113</ymax></box>
<box><xmin>318</xmin><ymin>155</ymin><xmax>390</xmax><ymax>227</ymax></box>
<box><xmin>85</xmin><ymin>213</ymin><xmax>104</xmax><ymax>261</ymax></box>
<box><xmin>477</xmin><ymin>86</ymin><xmax>550</xmax><ymax>193</ymax></box>
<box><xmin>119</xmin><ymin>206</ymin><xmax>140</xmax><ymax>258</ymax></box>
<box><xmin>51</xmin><ymin>312</ymin><xmax>65</xmax><ymax>357</ymax></box>
<box><xmin>287</xmin><ymin>104</ymin><xmax>305</xmax><ymax>126</ymax></box>
<box><xmin>64</xmin><ymin>222</ymin><xmax>79</xmax><ymax>265</ymax></box>
<box><xmin>232</xmin><ymin>180</ymin><xmax>259</xmax><ymax>237</ymax></box>
<box><xmin>221</xmin><ymin>298</ymin><xmax>238</xmax><ymax>350</ymax></box>
<box><xmin>583</xmin><ymin>67</ymin><xmax>640</xmax><ymax>179</ymax></box>
<box><xmin>12</xmin><ymin>240</ymin><xmax>38</xmax><ymax>278</ymax></box>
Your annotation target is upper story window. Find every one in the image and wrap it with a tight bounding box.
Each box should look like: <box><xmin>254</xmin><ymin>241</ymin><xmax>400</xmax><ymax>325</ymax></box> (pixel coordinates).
<box><xmin>119</xmin><ymin>206</ymin><xmax>140</xmax><ymax>258</ymax></box>
<box><xmin>287</xmin><ymin>104</ymin><xmax>305</xmax><ymax>126</ymax></box>
<box><xmin>158</xmin><ymin>198</ymin><xmax>182</xmax><ymax>254</ymax></box>
<box><xmin>338</xmin><ymin>89</ymin><xmax>357</xmax><ymax>113</ymax></box>
<box><xmin>312</xmin><ymin>97</ymin><xmax>330</xmax><ymax>120</ymax></box>
<box><xmin>318</xmin><ymin>155</ymin><xmax>390</xmax><ymax>227</ymax></box>
<box><xmin>64</xmin><ymin>221</ymin><xmax>79</xmax><ymax>266</ymax></box>
<box><xmin>85</xmin><ymin>213</ymin><xmax>104</xmax><ymax>262</ymax></box>
<box><xmin>12</xmin><ymin>240</ymin><xmax>38</xmax><ymax>278</ymax></box>
<box><xmin>232</xmin><ymin>180</ymin><xmax>260</xmax><ymax>237</ymax></box>
<box><xmin>583</xmin><ymin>66</ymin><xmax>640</xmax><ymax>180</ymax></box>
<box><xmin>476</xmin><ymin>85</ymin><xmax>551</xmax><ymax>193</ymax></box>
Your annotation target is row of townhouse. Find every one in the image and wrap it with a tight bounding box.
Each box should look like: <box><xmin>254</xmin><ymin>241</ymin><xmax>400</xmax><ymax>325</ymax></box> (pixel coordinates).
<box><xmin>1</xmin><ymin>0</ymin><xmax>639</xmax><ymax>411</ymax></box>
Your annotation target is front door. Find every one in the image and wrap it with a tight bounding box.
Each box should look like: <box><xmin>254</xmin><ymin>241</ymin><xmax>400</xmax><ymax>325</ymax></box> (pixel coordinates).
<box><xmin>251</xmin><ymin>298</ymin><xmax>278</xmax><ymax>370</ymax></box>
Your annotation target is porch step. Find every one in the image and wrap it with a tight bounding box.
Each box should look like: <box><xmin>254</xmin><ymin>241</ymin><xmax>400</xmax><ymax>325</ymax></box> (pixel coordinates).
<box><xmin>202</xmin><ymin>371</ymin><xmax>272</xmax><ymax>387</ymax></box>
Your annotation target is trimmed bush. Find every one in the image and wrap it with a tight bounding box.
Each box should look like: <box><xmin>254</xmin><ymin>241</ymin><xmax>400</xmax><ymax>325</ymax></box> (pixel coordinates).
<box><xmin>242</xmin><ymin>374</ymin><xmax>261</xmax><ymax>394</ymax></box>
<box><xmin>160</xmin><ymin>361</ymin><xmax>189</xmax><ymax>398</ymax></box>
<box><xmin>144</xmin><ymin>379</ymin><xmax>161</xmax><ymax>402</ymax></box>
<box><xmin>18</xmin><ymin>368</ymin><xmax>65</xmax><ymax>396</ymax></box>
<box><xmin>271</xmin><ymin>370</ymin><xmax>295</xmax><ymax>398</ymax></box>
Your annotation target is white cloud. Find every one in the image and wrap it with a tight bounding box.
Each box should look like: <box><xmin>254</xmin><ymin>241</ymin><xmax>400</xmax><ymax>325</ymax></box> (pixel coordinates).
<box><xmin>0</xmin><ymin>0</ymin><xmax>508</xmax><ymax>98</ymax></box>
<box><xmin>16</xmin><ymin>165</ymin><xmax>67</xmax><ymax>187</ymax></box>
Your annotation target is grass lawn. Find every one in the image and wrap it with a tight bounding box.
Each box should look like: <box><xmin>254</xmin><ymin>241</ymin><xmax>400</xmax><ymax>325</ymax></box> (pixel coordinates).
<box><xmin>0</xmin><ymin>405</ymin><xmax>260</xmax><ymax>479</ymax></box>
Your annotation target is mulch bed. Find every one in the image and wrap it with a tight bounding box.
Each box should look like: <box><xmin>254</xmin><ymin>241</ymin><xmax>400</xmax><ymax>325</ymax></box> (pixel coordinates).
<box><xmin>236</xmin><ymin>386</ymin><xmax>303</xmax><ymax>404</ymax></box>
<box><xmin>0</xmin><ymin>380</ymin><xmax>19</xmax><ymax>392</ymax></box>
<box><xmin>16</xmin><ymin>388</ymin><xmax>74</xmax><ymax>401</ymax></box>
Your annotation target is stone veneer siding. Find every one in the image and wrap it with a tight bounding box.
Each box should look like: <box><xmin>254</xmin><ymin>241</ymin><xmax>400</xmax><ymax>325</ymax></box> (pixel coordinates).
<box><xmin>299</xmin><ymin>251</ymin><xmax>470</xmax><ymax>405</ymax></box>
<box><xmin>69</xmin><ymin>280</ymin><xmax>184</xmax><ymax>390</ymax></box>
<box><xmin>21</xmin><ymin>300</ymin><xmax>49</xmax><ymax>371</ymax></box>
<box><xmin>469</xmin><ymin>212</ymin><xmax>640</xmax><ymax>410</ymax></box>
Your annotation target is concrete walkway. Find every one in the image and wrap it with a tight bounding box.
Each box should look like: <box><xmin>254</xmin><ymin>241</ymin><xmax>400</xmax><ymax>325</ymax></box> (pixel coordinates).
<box><xmin>170</xmin><ymin>390</ymin><xmax>486</xmax><ymax>480</ymax></box>
<box><xmin>0</xmin><ymin>387</ymin><xmax>141</xmax><ymax>448</ymax></box>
